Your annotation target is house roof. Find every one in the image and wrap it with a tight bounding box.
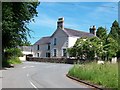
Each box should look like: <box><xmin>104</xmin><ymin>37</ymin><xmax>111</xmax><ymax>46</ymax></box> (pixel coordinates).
<box><xmin>18</xmin><ymin>46</ymin><xmax>32</xmax><ymax>52</ymax></box>
<box><xmin>34</xmin><ymin>36</ymin><xmax>51</xmax><ymax>45</ymax></box>
<box><xmin>63</xmin><ymin>28</ymin><xmax>94</xmax><ymax>37</ymax></box>
<box><xmin>34</xmin><ymin>28</ymin><xmax>94</xmax><ymax>45</ymax></box>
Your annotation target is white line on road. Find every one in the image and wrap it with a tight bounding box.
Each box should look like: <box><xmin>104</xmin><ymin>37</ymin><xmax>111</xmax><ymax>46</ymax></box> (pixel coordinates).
<box><xmin>29</xmin><ymin>80</ymin><xmax>38</xmax><ymax>89</ymax></box>
<box><xmin>22</xmin><ymin>66</ymin><xmax>35</xmax><ymax>69</ymax></box>
<box><xmin>27</xmin><ymin>74</ymin><xmax>38</xmax><ymax>90</ymax></box>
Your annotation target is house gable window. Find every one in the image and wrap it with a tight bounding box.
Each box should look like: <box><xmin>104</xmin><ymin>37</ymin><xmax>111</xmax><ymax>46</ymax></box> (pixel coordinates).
<box><xmin>62</xmin><ymin>49</ymin><xmax>67</xmax><ymax>57</ymax></box>
<box><xmin>53</xmin><ymin>49</ymin><xmax>57</xmax><ymax>57</ymax></box>
<box><xmin>37</xmin><ymin>53</ymin><xmax>39</xmax><ymax>57</ymax></box>
<box><xmin>37</xmin><ymin>45</ymin><xmax>39</xmax><ymax>50</ymax></box>
<box><xmin>46</xmin><ymin>52</ymin><xmax>50</xmax><ymax>57</ymax></box>
<box><xmin>48</xmin><ymin>44</ymin><xmax>50</xmax><ymax>50</ymax></box>
<box><xmin>54</xmin><ymin>38</ymin><xmax>56</xmax><ymax>45</ymax></box>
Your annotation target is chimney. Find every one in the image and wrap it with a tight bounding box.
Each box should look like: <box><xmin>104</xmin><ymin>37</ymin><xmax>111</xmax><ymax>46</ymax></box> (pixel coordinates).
<box><xmin>57</xmin><ymin>17</ymin><xmax>64</xmax><ymax>30</ymax></box>
<box><xmin>89</xmin><ymin>25</ymin><xmax>96</xmax><ymax>36</ymax></box>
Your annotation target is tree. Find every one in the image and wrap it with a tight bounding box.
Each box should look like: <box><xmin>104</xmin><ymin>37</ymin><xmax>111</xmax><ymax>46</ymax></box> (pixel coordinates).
<box><xmin>2</xmin><ymin>2</ymin><xmax>40</xmax><ymax>49</ymax></box>
<box><xmin>103</xmin><ymin>37</ymin><xmax>118</xmax><ymax>60</ymax></box>
<box><xmin>96</xmin><ymin>26</ymin><xmax>107</xmax><ymax>44</ymax></box>
<box><xmin>67</xmin><ymin>37</ymin><xmax>103</xmax><ymax>60</ymax></box>
<box><xmin>2</xmin><ymin>2</ymin><xmax>40</xmax><ymax>60</ymax></box>
<box><xmin>108</xmin><ymin>20</ymin><xmax>120</xmax><ymax>58</ymax></box>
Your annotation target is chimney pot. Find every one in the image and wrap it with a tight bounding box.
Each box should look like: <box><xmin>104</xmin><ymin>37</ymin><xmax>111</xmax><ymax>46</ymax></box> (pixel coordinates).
<box><xmin>57</xmin><ymin>17</ymin><xmax>64</xmax><ymax>30</ymax></box>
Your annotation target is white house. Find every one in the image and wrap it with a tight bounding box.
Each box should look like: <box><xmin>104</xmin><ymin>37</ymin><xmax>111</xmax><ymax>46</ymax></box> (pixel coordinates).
<box><xmin>32</xmin><ymin>17</ymin><xmax>96</xmax><ymax>58</ymax></box>
<box><xmin>19</xmin><ymin>46</ymin><xmax>33</xmax><ymax>61</ymax></box>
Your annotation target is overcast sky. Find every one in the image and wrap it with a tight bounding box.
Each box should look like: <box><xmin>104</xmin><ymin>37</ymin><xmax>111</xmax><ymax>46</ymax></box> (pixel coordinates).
<box><xmin>27</xmin><ymin>2</ymin><xmax>118</xmax><ymax>44</ymax></box>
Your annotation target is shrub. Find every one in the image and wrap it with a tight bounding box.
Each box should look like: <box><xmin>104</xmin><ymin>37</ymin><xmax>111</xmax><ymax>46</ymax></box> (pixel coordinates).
<box><xmin>7</xmin><ymin>57</ymin><xmax>22</xmax><ymax>64</ymax></box>
<box><xmin>5</xmin><ymin>48</ymin><xmax>23</xmax><ymax>59</ymax></box>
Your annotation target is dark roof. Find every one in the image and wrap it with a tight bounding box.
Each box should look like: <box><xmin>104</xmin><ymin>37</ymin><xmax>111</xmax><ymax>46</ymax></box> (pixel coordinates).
<box><xmin>63</xmin><ymin>28</ymin><xmax>94</xmax><ymax>37</ymax></box>
<box><xmin>34</xmin><ymin>28</ymin><xmax>94</xmax><ymax>45</ymax></box>
<box><xmin>34</xmin><ymin>36</ymin><xmax>51</xmax><ymax>45</ymax></box>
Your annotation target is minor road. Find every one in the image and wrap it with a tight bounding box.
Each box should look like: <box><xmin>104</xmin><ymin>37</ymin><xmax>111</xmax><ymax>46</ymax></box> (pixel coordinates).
<box><xmin>2</xmin><ymin>61</ymin><xmax>93</xmax><ymax>89</ymax></box>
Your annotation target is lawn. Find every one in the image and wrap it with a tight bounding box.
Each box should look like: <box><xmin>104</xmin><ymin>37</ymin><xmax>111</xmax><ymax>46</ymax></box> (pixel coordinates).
<box><xmin>68</xmin><ymin>62</ymin><xmax>118</xmax><ymax>88</ymax></box>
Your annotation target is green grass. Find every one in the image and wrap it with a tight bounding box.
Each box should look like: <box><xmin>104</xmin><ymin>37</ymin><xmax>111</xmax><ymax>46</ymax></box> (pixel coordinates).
<box><xmin>7</xmin><ymin>57</ymin><xmax>22</xmax><ymax>64</ymax></box>
<box><xmin>68</xmin><ymin>62</ymin><xmax>118</xmax><ymax>88</ymax></box>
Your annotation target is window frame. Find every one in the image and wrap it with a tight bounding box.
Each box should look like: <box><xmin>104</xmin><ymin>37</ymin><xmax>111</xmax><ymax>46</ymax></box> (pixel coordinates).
<box><xmin>37</xmin><ymin>45</ymin><xmax>39</xmax><ymax>50</ymax></box>
<box><xmin>53</xmin><ymin>49</ymin><xmax>57</xmax><ymax>57</ymax></box>
<box><xmin>54</xmin><ymin>38</ymin><xmax>56</xmax><ymax>45</ymax></box>
<box><xmin>62</xmin><ymin>48</ymin><xmax>67</xmax><ymax>57</ymax></box>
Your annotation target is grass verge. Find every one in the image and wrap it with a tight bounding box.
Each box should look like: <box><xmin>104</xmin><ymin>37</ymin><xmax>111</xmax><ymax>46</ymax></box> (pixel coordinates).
<box><xmin>68</xmin><ymin>62</ymin><xmax>118</xmax><ymax>88</ymax></box>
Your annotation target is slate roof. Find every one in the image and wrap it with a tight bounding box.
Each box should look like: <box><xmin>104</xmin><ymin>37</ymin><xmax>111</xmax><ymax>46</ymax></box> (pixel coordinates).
<box><xmin>63</xmin><ymin>28</ymin><xmax>94</xmax><ymax>37</ymax></box>
<box><xmin>18</xmin><ymin>46</ymin><xmax>32</xmax><ymax>52</ymax></box>
<box><xmin>34</xmin><ymin>28</ymin><xmax>94</xmax><ymax>45</ymax></box>
<box><xmin>34</xmin><ymin>36</ymin><xmax>51</xmax><ymax>45</ymax></box>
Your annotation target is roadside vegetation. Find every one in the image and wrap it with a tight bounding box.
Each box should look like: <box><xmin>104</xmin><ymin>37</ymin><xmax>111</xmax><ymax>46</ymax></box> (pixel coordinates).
<box><xmin>2</xmin><ymin>2</ymin><xmax>40</xmax><ymax>67</ymax></box>
<box><xmin>68</xmin><ymin>62</ymin><xmax>118</xmax><ymax>88</ymax></box>
<box><xmin>67</xmin><ymin>20</ymin><xmax>120</xmax><ymax>61</ymax></box>
<box><xmin>67</xmin><ymin>20</ymin><xmax>119</xmax><ymax>89</ymax></box>
<box><xmin>2</xmin><ymin>48</ymin><xmax>23</xmax><ymax>67</ymax></box>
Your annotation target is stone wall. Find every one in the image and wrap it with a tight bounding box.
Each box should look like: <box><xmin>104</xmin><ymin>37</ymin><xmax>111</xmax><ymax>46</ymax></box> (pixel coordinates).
<box><xmin>26</xmin><ymin>57</ymin><xmax>78</xmax><ymax>64</ymax></box>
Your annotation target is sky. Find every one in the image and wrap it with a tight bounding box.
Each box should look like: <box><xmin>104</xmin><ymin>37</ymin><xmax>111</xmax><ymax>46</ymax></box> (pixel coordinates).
<box><xmin>27</xmin><ymin>2</ymin><xmax>118</xmax><ymax>44</ymax></box>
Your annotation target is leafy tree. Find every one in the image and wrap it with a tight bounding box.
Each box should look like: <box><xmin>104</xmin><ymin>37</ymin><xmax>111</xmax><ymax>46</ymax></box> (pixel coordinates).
<box><xmin>104</xmin><ymin>37</ymin><xmax>118</xmax><ymax>60</ymax></box>
<box><xmin>108</xmin><ymin>20</ymin><xmax>120</xmax><ymax>58</ymax></box>
<box><xmin>2</xmin><ymin>2</ymin><xmax>40</xmax><ymax>49</ymax></box>
<box><xmin>2</xmin><ymin>2</ymin><xmax>40</xmax><ymax>61</ymax></box>
<box><xmin>68</xmin><ymin>37</ymin><xmax>103</xmax><ymax>60</ymax></box>
<box><xmin>96</xmin><ymin>26</ymin><xmax>107</xmax><ymax>44</ymax></box>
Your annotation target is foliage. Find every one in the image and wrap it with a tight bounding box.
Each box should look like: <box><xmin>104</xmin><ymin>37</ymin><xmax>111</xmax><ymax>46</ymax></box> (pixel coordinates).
<box><xmin>68</xmin><ymin>37</ymin><xmax>104</xmax><ymax>60</ymax></box>
<box><xmin>108</xmin><ymin>20</ymin><xmax>120</xmax><ymax>58</ymax></box>
<box><xmin>2</xmin><ymin>2</ymin><xmax>40</xmax><ymax>66</ymax></box>
<box><xmin>104</xmin><ymin>37</ymin><xmax>118</xmax><ymax>60</ymax></box>
<box><xmin>96</xmin><ymin>27</ymin><xmax>107</xmax><ymax>44</ymax></box>
<box><xmin>67</xmin><ymin>21</ymin><xmax>120</xmax><ymax>61</ymax></box>
<box><xmin>2</xmin><ymin>2</ymin><xmax>40</xmax><ymax>49</ymax></box>
<box><xmin>68</xmin><ymin>62</ymin><xmax>118</xmax><ymax>88</ymax></box>
<box><xmin>7</xmin><ymin>57</ymin><xmax>22</xmax><ymax>64</ymax></box>
<box><xmin>5</xmin><ymin>48</ymin><xmax>23</xmax><ymax>58</ymax></box>
<box><xmin>20</xmin><ymin>41</ymin><xmax>32</xmax><ymax>46</ymax></box>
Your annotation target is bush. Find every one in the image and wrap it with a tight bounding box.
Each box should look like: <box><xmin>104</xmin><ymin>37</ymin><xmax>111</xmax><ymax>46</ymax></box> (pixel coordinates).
<box><xmin>68</xmin><ymin>62</ymin><xmax>118</xmax><ymax>88</ymax></box>
<box><xmin>5</xmin><ymin>48</ymin><xmax>23</xmax><ymax>59</ymax></box>
<box><xmin>7</xmin><ymin>57</ymin><xmax>22</xmax><ymax>64</ymax></box>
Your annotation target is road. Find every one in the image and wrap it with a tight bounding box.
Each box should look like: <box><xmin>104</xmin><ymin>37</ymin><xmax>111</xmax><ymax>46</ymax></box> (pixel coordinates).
<box><xmin>2</xmin><ymin>61</ymin><xmax>92</xmax><ymax>89</ymax></box>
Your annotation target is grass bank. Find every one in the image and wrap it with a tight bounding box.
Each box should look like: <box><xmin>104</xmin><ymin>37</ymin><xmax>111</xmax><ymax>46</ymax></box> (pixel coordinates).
<box><xmin>68</xmin><ymin>62</ymin><xmax>118</xmax><ymax>88</ymax></box>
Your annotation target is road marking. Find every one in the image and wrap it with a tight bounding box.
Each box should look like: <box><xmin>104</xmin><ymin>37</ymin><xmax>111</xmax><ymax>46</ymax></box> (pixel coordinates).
<box><xmin>27</xmin><ymin>74</ymin><xmax>29</xmax><ymax>77</ymax></box>
<box><xmin>22</xmin><ymin>67</ymin><xmax>26</xmax><ymax>69</ymax></box>
<box><xmin>22</xmin><ymin>66</ymin><xmax>35</xmax><ymax>69</ymax></box>
<box><xmin>27</xmin><ymin>74</ymin><xmax>38</xmax><ymax>90</ymax></box>
<box><xmin>29</xmin><ymin>80</ymin><xmax>38</xmax><ymax>89</ymax></box>
<box><xmin>30</xmin><ymin>66</ymin><xmax>35</xmax><ymax>68</ymax></box>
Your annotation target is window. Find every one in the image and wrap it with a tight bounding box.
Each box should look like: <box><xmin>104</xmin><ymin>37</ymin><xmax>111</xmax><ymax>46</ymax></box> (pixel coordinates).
<box><xmin>48</xmin><ymin>44</ymin><xmax>50</xmax><ymax>50</ymax></box>
<box><xmin>54</xmin><ymin>49</ymin><xmax>57</xmax><ymax>57</ymax></box>
<box><xmin>37</xmin><ymin>53</ymin><xmax>39</xmax><ymax>57</ymax></box>
<box><xmin>63</xmin><ymin>49</ymin><xmax>67</xmax><ymax>57</ymax></box>
<box><xmin>46</xmin><ymin>52</ymin><xmax>50</xmax><ymax>57</ymax></box>
<box><xmin>37</xmin><ymin>45</ymin><xmax>39</xmax><ymax>50</ymax></box>
<box><xmin>54</xmin><ymin>38</ymin><xmax>56</xmax><ymax>45</ymax></box>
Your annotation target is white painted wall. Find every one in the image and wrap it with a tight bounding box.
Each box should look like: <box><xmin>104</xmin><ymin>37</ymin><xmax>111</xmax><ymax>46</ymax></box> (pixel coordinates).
<box><xmin>19</xmin><ymin>51</ymin><xmax>33</xmax><ymax>61</ymax></box>
<box><xmin>33</xmin><ymin>44</ymin><xmax>49</xmax><ymax>58</ymax></box>
<box><xmin>50</xmin><ymin>29</ymin><xmax>68</xmax><ymax>58</ymax></box>
<box><xmin>68</xmin><ymin>37</ymin><xmax>79</xmax><ymax>48</ymax></box>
